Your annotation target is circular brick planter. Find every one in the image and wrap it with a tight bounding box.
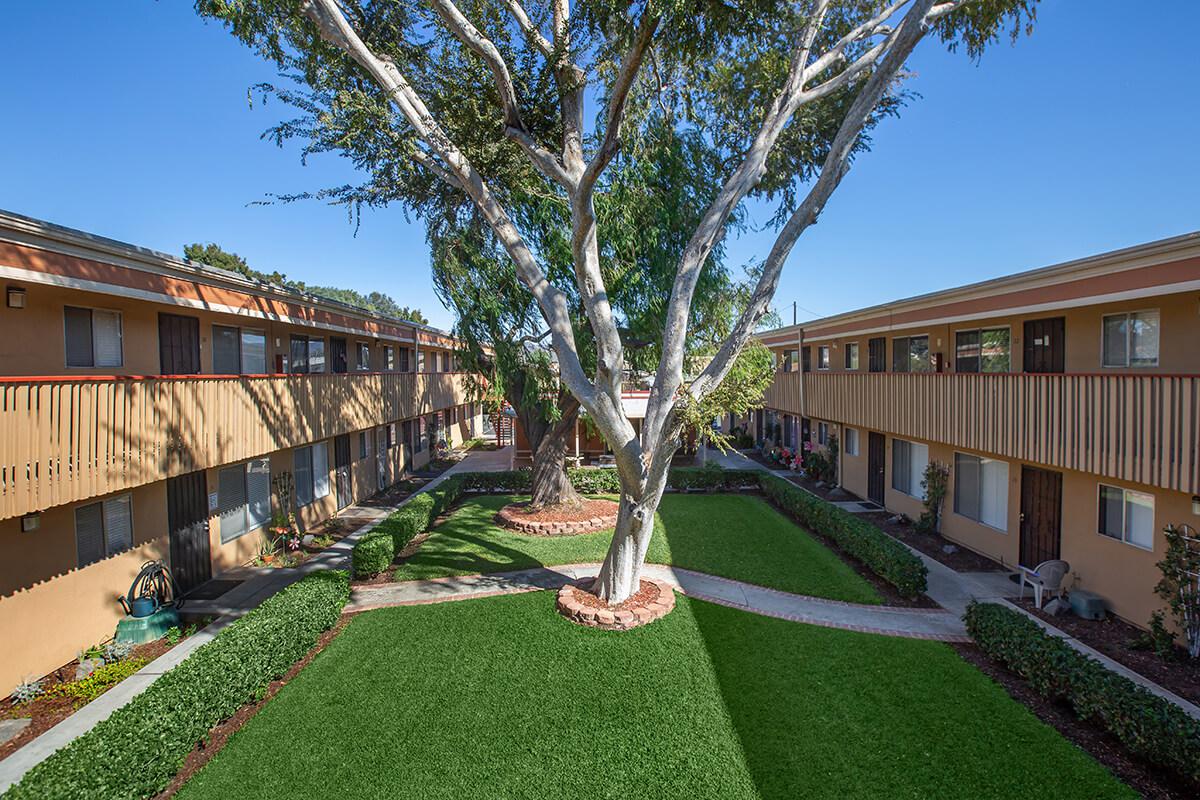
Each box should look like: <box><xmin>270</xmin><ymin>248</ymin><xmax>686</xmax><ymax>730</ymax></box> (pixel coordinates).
<box><xmin>495</xmin><ymin>499</ymin><xmax>619</xmax><ymax>537</ymax></box>
<box><xmin>556</xmin><ymin>578</ymin><xmax>676</xmax><ymax>631</ymax></box>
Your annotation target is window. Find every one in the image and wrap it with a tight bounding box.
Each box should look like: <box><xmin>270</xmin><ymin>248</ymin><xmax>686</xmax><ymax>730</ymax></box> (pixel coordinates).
<box><xmin>892</xmin><ymin>336</ymin><xmax>930</xmax><ymax>373</ymax></box>
<box><xmin>450</xmin><ymin>405</ymin><xmax>459</xmax><ymax>425</ymax></box>
<box><xmin>781</xmin><ymin>349</ymin><xmax>798</xmax><ymax>372</ymax></box>
<box><xmin>218</xmin><ymin>459</ymin><xmax>270</xmax><ymax>542</ymax></box>
<box><xmin>384</xmin><ymin>345</ymin><xmax>395</xmax><ymax>371</ymax></box>
<box><xmin>399</xmin><ymin>347</ymin><xmax>411</xmax><ymax>372</ymax></box>
<box><xmin>955</xmin><ymin>328</ymin><xmax>1010</xmax><ymax>373</ymax></box>
<box><xmin>891</xmin><ymin>439</ymin><xmax>929</xmax><ymax>497</ymax></box>
<box><xmin>817</xmin><ymin>422</ymin><xmax>829</xmax><ymax>445</ymax></box>
<box><xmin>417</xmin><ymin>416</ymin><xmax>428</xmax><ymax>451</ymax></box>
<box><xmin>440</xmin><ymin>351</ymin><xmax>451</xmax><ymax>372</ymax></box>
<box><xmin>294</xmin><ymin>443</ymin><xmax>330</xmax><ymax>506</ymax></box>
<box><xmin>212</xmin><ymin>326</ymin><xmax>267</xmax><ymax>374</ymax></box>
<box><xmin>357</xmin><ymin>342</ymin><xmax>371</xmax><ymax>371</ymax></box>
<box><xmin>401</xmin><ymin>420</ymin><xmax>413</xmax><ymax>450</ymax></box>
<box><xmin>801</xmin><ymin>346</ymin><xmax>812</xmax><ymax>373</ymax></box>
<box><xmin>386</xmin><ymin>423</ymin><xmax>396</xmax><ymax>450</ymax></box>
<box><xmin>289</xmin><ymin>335</ymin><xmax>326</xmax><ymax>374</ymax></box>
<box><xmin>75</xmin><ymin>494</ymin><xmax>132</xmax><ymax>567</ymax></box>
<box><xmin>953</xmin><ymin>453</ymin><xmax>1008</xmax><ymax>530</ymax></box>
<box><xmin>844</xmin><ymin>342</ymin><xmax>859</xmax><ymax>370</ymax></box>
<box><xmin>417</xmin><ymin>350</ymin><xmax>426</xmax><ymax>372</ymax></box>
<box><xmin>1099</xmin><ymin>484</ymin><xmax>1155</xmax><ymax>549</ymax></box>
<box><xmin>64</xmin><ymin>306</ymin><xmax>123</xmax><ymax>368</ymax></box>
<box><xmin>817</xmin><ymin>346</ymin><xmax>831</xmax><ymax>370</ymax></box>
<box><xmin>1103</xmin><ymin>311</ymin><xmax>1159</xmax><ymax>367</ymax></box>
<box><xmin>358</xmin><ymin>431</ymin><xmax>369</xmax><ymax>460</ymax></box>
<box><xmin>844</xmin><ymin>428</ymin><xmax>859</xmax><ymax>456</ymax></box>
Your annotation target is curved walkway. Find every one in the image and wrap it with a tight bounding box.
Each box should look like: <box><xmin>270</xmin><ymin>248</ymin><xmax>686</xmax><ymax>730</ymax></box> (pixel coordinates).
<box><xmin>348</xmin><ymin>563</ymin><xmax>971</xmax><ymax>642</ymax></box>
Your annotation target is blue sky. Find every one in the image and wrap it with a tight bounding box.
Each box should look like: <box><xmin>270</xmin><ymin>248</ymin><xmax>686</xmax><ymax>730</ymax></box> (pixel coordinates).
<box><xmin>2</xmin><ymin>1</ymin><xmax>1197</xmax><ymax>330</ymax></box>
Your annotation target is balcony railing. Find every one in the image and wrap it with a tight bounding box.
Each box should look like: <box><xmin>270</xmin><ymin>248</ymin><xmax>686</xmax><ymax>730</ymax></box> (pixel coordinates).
<box><xmin>0</xmin><ymin>371</ymin><xmax>470</xmax><ymax>519</ymax></box>
<box><xmin>764</xmin><ymin>371</ymin><xmax>1200</xmax><ymax>495</ymax></box>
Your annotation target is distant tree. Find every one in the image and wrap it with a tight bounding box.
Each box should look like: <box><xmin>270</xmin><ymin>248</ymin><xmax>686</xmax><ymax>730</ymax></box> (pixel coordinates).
<box><xmin>183</xmin><ymin>242</ymin><xmax>428</xmax><ymax>324</ymax></box>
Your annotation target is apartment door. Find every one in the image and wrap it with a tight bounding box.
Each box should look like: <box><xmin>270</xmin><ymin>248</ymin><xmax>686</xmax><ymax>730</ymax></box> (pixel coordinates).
<box><xmin>801</xmin><ymin>417</ymin><xmax>811</xmax><ymax>447</ymax></box>
<box><xmin>167</xmin><ymin>471</ymin><xmax>211</xmax><ymax>595</ymax></box>
<box><xmin>375</xmin><ymin>427</ymin><xmax>388</xmax><ymax>490</ymax></box>
<box><xmin>330</xmin><ymin>337</ymin><xmax>348</xmax><ymax>374</ymax></box>
<box><xmin>334</xmin><ymin>434</ymin><xmax>352</xmax><ymax>509</ymax></box>
<box><xmin>867</xmin><ymin>432</ymin><xmax>886</xmax><ymax>505</ymax></box>
<box><xmin>158</xmin><ymin>313</ymin><xmax>201</xmax><ymax>374</ymax></box>
<box><xmin>868</xmin><ymin>337</ymin><xmax>886</xmax><ymax>373</ymax></box>
<box><xmin>1023</xmin><ymin>317</ymin><xmax>1065</xmax><ymax>373</ymax></box>
<box><xmin>1019</xmin><ymin>466</ymin><xmax>1063</xmax><ymax>568</ymax></box>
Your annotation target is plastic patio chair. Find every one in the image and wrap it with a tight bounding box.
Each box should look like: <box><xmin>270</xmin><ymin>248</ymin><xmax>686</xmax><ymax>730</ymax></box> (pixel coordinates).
<box><xmin>1018</xmin><ymin>559</ymin><xmax>1070</xmax><ymax>609</ymax></box>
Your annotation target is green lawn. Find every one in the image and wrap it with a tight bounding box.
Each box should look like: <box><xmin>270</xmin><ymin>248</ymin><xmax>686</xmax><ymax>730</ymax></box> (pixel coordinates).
<box><xmin>392</xmin><ymin>493</ymin><xmax>880</xmax><ymax>603</ymax></box>
<box><xmin>177</xmin><ymin>591</ymin><xmax>1131</xmax><ymax>800</ymax></box>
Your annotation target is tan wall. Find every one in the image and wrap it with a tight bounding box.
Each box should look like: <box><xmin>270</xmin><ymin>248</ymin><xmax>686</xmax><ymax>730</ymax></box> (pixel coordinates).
<box><xmin>0</xmin><ymin>483</ymin><xmax>168</xmax><ymax>696</ymax></box>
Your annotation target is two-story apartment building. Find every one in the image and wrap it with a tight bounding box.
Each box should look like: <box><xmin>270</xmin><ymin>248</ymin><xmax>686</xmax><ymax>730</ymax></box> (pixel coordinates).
<box><xmin>0</xmin><ymin>210</ymin><xmax>482</xmax><ymax>695</ymax></box>
<box><xmin>753</xmin><ymin>232</ymin><xmax>1200</xmax><ymax>629</ymax></box>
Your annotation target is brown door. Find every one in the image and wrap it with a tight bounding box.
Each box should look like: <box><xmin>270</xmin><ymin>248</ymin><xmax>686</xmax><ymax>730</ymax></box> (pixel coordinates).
<box><xmin>1019</xmin><ymin>466</ymin><xmax>1062</xmax><ymax>567</ymax></box>
<box><xmin>1023</xmin><ymin>317</ymin><xmax>1065</xmax><ymax>373</ymax></box>
<box><xmin>158</xmin><ymin>313</ymin><xmax>201</xmax><ymax>374</ymax></box>
<box><xmin>334</xmin><ymin>434</ymin><xmax>352</xmax><ymax>509</ymax></box>
<box><xmin>330</xmin><ymin>337</ymin><xmax>348</xmax><ymax>373</ymax></box>
<box><xmin>167</xmin><ymin>471</ymin><xmax>211</xmax><ymax>594</ymax></box>
<box><xmin>867</xmin><ymin>432</ymin><xmax>886</xmax><ymax>505</ymax></box>
<box><xmin>868</xmin><ymin>337</ymin><xmax>886</xmax><ymax>373</ymax></box>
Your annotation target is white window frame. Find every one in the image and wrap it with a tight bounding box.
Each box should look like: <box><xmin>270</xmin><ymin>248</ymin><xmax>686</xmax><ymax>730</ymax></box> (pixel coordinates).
<box><xmin>891</xmin><ymin>438</ymin><xmax>929</xmax><ymax>498</ymax></box>
<box><xmin>844</xmin><ymin>427</ymin><xmax>859</xmax><ymax>456</ymax></box>
<box><xmin>817</xmin><ymin>346</ymin><xmax>831</xmax><ymax>371</ymax></box>
<box><xmin>891</xmin><ymin>333</ymin><xmax>932</xmax><ymax>373</ymax></box>
<box><xmin>294</xmin><ymin>443</ymin><xmax>330</xmax><ymax>507</ymax></box>
<box><xmin>817</xmin><ymin>421</ymin><xmax>829</xmax><ymax>445</ymax></box>
<box><xmin>384</xmin><ymin>345</ymin><xmax>395</xmax><ymax>371</ymax></box>
<box><xmin>1101</xmin><ymin>310</ymin><xmax>1160</xmax><ymax>368</ymax></box>
<box><xmin>63</xmin><ymin>306</ymin><xmax>124</xmax><ymax>368</ymax></box>
<box><xmin>75</xmin><ymin>493</ymin><xmax>133</xmax><ymax>567</ymax></box>
<box><xmin>1097</xmin><ymin>483</ymin><xmax>1155</xmax><ymax>550</ymax></box>
<box><xmin>954</xmin><ymin>326</ymin><xmax>1011</xmax><ymax>374</ymax></box>
<box><xmin>952</xmin><ymin>452</ymin><xmax>1009</xmax><ymax>532</ymax></box>
<box><xmin>218</xmin><ymin>458</ymin><xmax>271</xmax><ymax>543</ymax></box>
<box><xmin>845</xmin><ymin>342</ymin><xmax>859</xmax><ymax>371</ymax></box>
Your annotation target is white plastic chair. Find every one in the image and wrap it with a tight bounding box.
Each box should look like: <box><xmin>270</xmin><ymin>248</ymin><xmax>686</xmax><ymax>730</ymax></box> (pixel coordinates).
<box><xmin>1018</xmin><ymin>559</ymin><xmax>1070</xmax><ymax>609</ymax></box>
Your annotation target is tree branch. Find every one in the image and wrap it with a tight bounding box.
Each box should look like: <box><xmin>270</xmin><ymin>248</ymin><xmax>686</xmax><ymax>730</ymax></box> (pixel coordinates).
<box><xmin>503</xmin><ymin>0</ymin><xmax>552</xmax><ymax>56</ymax></box>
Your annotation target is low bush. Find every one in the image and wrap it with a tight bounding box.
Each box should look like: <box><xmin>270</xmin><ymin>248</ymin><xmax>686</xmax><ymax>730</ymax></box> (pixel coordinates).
<box><xmin>6</xmin><ymin>570</ymin><xmax>350</xmax><ymax>800</ymax></box>
<box><xmin>45</xmin><ymin>658</ymin><xmax>149</xmax><ymax>705</ymax></box>
<box><xmin>351</xmin><ymin>531</ymin><xmax>395</xmax><ymax>578</ymax></box>
<box><xmin>965</xmin><ymin>601</ymin><xmax>1200</xmax><ymax>786</ymax></box>
<box><xmin>758</xmin><ymin>474</ymin><xmax>927</xmax><ymax>598</ymax></box>
<box><xmin>455</xmin><ymin>467</ymin><xmax>763</xmax><ymax>496</ymax></box>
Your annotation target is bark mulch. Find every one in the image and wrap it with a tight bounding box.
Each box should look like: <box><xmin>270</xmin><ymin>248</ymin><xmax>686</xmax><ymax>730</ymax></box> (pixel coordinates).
<box><xmin>1012</xmin><ymin>598</ymin><xmax>1200</xmax><ymax>706</ymax></box>
<box><xmin>499</xmin><ymin>498</ymin><xmax>619</xmax><ymax>524</ymax></box>
<box><xmin>0</xmin><ymin>626</ymin><xmax>209</xmax><ymax>760</ymax></box>
<box><xmin>954</xmin><ymin>642</ymin><xmax>1198</xmax><ymax>800</ymax></box>
<box><xmin>153</xmin><ymin>615</ymin><xmax>351</xmax><ymax>799</ymax></box>
<box><xmin>566</xmin><ymin>579</ymin><xmax>661</xmax><ymax>612</ymax></box>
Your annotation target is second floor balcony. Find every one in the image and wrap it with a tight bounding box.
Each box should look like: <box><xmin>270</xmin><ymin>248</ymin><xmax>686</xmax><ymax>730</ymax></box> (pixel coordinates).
<box><xmin>764</xmin><ymin>370</ymin><xmax>1200</xmax><ymax>495</ymax></box>
<box><xmin>0</xmin><ymin>371</ymin><xmax>471</xmax><ymax>520</ymax></box>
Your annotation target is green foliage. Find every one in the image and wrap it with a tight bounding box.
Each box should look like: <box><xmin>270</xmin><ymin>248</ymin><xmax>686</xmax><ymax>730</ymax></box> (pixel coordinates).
<box><xmin>1130</xmin><ymin>611</ymin><xmax>1178</xmax><ymax>661</ymax></box>
<box><xmin>45</xmin><ymin>658</ymin><xmax>149</xmax><ymax>705</ymax></box>
<box><xmin>915</xmin><ymin>460</ymin><xmax>950</xmax><ymax>535</ymax></box>
<box><xmin>183</xmin><ymin>241</ymin><xmax>427</xmax><ymax>324</ymax></box>
<box><xmin>759</xmin><ymin>474</ymin><xmax>927</xmax><ymax>598</ymax></box>
<box><xmin>679</xmin><ymin>341</ymin><xmax>776</xmax><ymax>452</ymax></box>
<box><xmin>164</xmin><ymin>626</ymin><xmax>182</xmax><ymax>647</ymax></box>
<box><xmin>965</xmin><ymin>601</ymin><xmax>1200</xmax><ymax>787</ymax></box>
<box><xmin>1154</xmin><ymin>524</ymin><xmax>1200</xmax><ymax>659</ymax></box>
<box><xmin>10</xmin><ymin>679</ymin><xmax>44</xmax><ymax>705</ymax></box>
<box><xmin>5</xmin><ymin>570</ymin><xmax>350</xmax><ymax>800</ymax></box>
<box><xmin>351</xmin><ymin>531</ymin><xmax>396</xmax><ymax>578</ymax></box>
<box><xmin>452</xmin><ymin>468</ymin><xmax>761</xmax><ymax>496</ymax></box>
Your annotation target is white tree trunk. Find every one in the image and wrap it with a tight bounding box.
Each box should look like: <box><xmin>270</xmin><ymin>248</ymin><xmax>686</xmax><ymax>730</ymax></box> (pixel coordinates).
<box><xmin>592</xmin><ymin>490</ymin><xmax>661</xmax><ymax>603</ymax></box>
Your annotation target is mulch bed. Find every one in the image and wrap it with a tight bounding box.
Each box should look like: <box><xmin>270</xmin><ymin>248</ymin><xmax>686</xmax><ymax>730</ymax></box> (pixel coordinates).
<box><xmin>496</xmin><ymin>499</ymin><xmax>620</xmax><ymax>536</ymax></box>
<box><xmin>154</xmin><ymin>615</ymin><xmax>351</xmax><ymax>799</ymax></box>
<box><xmin>500</xmin><ymin>499</ymin><xmax>619</xmax><ymax>524</ymax></box>
<box><xmin>0</xmin><ymin>627</ymin><xmax>208</xmax><ymax>760</ymax></box>
<box><xmin>1012</xmin><ymin>598</ymin><xmax>1200</xmax><ymax>705</ymax></box>
<box><xmin>954</xmin><ymin>642</ymin><xmax>1198</xmax><ymax>800</ymax></box>
<box><xmin>567</xmin><ymin>579</ymin><xmax>661</xmax><ymax>612</ymax></box>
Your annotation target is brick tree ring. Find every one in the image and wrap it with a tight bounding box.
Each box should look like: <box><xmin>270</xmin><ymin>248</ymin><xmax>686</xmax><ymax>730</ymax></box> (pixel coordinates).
<box><xmin>494</xmin><ymin>499</ymin><xmax>619</xmax><ymax>536</ymax></box>
<box><xmin>556</xmin><ymin>578</ymin><xmax>676</xmax><ymax>631</ymax></box>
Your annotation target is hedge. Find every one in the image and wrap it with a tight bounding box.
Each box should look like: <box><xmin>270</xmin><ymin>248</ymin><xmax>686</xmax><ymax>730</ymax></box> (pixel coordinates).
<box><xmin>454</xmin><ymin>466</ymin><xmax>763</xmax><ymax>495</ymax></box>
<box><xmin>758</xmin><ymin>474</ymin><xmax>927</xmax><ymax>598</ymax></box>
<box><xmin>5</xmin><ymin>570</ymin><xmax>350</xmax><ymax>800</ymax></box>
<box><xmin>351</xmin><ymin>530</ymin><xmax>395</xmax><ymax>578</ymax></box>
<box><xmin>965</xmin><ymin>601</ymin><xmax>1200</xmax><ymax>786</ymax></box>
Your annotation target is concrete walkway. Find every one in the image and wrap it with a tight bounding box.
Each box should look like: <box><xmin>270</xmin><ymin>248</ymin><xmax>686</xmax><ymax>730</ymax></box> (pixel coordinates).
<box><xmin>348</xmin><ymin>563</ymin><xmax>970</xmax><ymax>642</ymax></box>
<box><xmin>0</xmin><ymin>444</ymin><xmax>514</xmax><ymax>794</ymax></box>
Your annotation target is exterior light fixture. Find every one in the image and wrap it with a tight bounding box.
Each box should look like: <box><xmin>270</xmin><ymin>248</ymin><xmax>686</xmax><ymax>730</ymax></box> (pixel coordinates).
<box><xmin>6</xmin><ymin>286</ymin><xmax>26</xmax><ymax>308</ymax></box>
<box><xmin>21</xmin><ymin>513</ymin><xmax>40</xmax><ymax>532</ymax></box>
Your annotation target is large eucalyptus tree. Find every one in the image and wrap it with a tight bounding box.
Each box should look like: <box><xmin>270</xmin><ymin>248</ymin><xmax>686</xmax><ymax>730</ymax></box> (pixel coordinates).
<box><xmin>200</xmin><ymin>0</ymin><xmax>1037</xmax><ymax>603</ymax></box>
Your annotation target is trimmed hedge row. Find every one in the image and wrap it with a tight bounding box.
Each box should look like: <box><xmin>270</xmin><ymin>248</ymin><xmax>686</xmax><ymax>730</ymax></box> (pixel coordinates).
<box><xmin>5</xmin><ymin>570</ymin><xmax>351</xmax><ymax>800</ymax></box>
<box><xmin>454</xmin><ymin>466</ymin><xmax>763</xmax><ymax>495</ymax></box>
<box><xmin>965</xmin><ymin>601</ymin><xmax>1200</xmax><ymax>786</ymax></box>
<box><xmin>758</xmin><ymin>474</ymin><xmax>927</xmax><ymax>598</ymax></box>
<box><xmin>351</xmin><ymin>531</ymin><xmax>395</xmax><ymax>578</ymax></box>
<box><xmin>351</xmin><ymin>476</ymin><xmax>470</xmax><ymax>577</ymax></box>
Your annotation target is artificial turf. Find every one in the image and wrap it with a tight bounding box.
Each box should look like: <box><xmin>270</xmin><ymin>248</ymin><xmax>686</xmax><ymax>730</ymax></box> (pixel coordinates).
<box><xmin>176</xmin><ymin>591</ymin><xmax>1132</xmax><ymax>800</ymax></box>
<box><xmin>392</xmin><ymin>492</ymin><xmax>881</xmax><ymax>603</ymax></box>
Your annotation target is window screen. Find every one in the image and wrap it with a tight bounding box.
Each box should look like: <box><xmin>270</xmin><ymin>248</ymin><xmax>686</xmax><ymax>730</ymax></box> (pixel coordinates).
<box><xmin>312</xmin><ymin>442</ymin><xmax>330</xmax><ymax>500</ymax></box>
<box><xmin>92</xmin><ymin>310</ymin><xmax>122</xmax><ymax>367</ymax></box>
<box><xmin>213</xmin><ymin>325</ymin><xmax>241</xmax><ymax>374</ymax></box>
<box><xmin>75</xmin><ymin>501</ymin><xmax>105</xmax><ymax>566</ymax></box>
<box><xmin>64</xmin><ymin>306</ymin><xmax>94</xmax><ymax>367</ymax></box>
<box><xmin>294</xmin><ymin>447</ymin><xmax>314</xmax><ymax>506</ymax></box>
<box><xmin>219</xmin><ymin>465</ymin><xmax>248</xmax><ymax>542</ymax></box>
<box><xmin>241</xmin><ymin>329</ymin><xmax>266</xmax><ymax>374</ymax></box>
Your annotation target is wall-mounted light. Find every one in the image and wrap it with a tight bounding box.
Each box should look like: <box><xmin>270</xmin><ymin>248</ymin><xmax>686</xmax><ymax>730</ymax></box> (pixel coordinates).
<box><xmin>1193</xmin><ymin>495</ymin><xmax>1200</xmax><ymax>516</ymax></box>
<box><xmin>6</xmin><ymin>286</ymin><xmax>26</xmax><ymax>309</ymax></box>
<box><xmin>21</xmin><ymin>513</ymin><xmax>40</xmax><ymax>532</ymax></box>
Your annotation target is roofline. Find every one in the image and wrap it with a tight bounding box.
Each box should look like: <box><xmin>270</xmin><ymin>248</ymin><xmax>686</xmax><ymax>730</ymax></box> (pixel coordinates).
<box><xmin>756</xmin><ymin>230</ymin><xmax>1200</xmax><ymax>341</ymax></box>
<box><xmin>0</xmin><ymin>208</ymin><xmax>456</xmax><ymax>340</ymax></box>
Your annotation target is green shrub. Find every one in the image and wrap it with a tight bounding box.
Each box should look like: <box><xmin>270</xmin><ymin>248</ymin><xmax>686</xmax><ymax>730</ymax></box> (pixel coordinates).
<box><xmin>965</xmin><ymin>601</ymin><xmax>1200</xmax><ymax>786</ymax></box>
<box><xmin>567</xmin><ymin>468</ymin><xmax>621</xmax><ymax>494</ymax></box>
<box><xmin>5</xmin><ymin>570</ymin><xmax>350</xmax><ymax>800</ymax></box>
<box><xmin>453</xmin><ymin>467</ymin><xmax>763</xmax><ymax>496</ymax></box>
<box><xmin>758</xmin><ymin>474</ymin><xmax>927</xmax><ymax>598</ymax></box>
<box><xmin>351</xmin><ymin>531</ymin><xmax>395</xmax><ymax>578</ymax></box>
<box><xmin>45</xmin><ymin>658</ymin><xmax>149</xmax><ymax>705</ymax></box>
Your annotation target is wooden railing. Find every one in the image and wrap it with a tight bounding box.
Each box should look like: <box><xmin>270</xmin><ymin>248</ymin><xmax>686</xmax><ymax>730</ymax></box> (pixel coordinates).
<box><xmin>0</xmin><ymin>372</ymin><xmax>470</xmax><ymax>519</ymax></box>
<box><xmin>765</xmin><ymin>371</ymin><xmax>1200</xmax><ymax>495</ymax></box>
